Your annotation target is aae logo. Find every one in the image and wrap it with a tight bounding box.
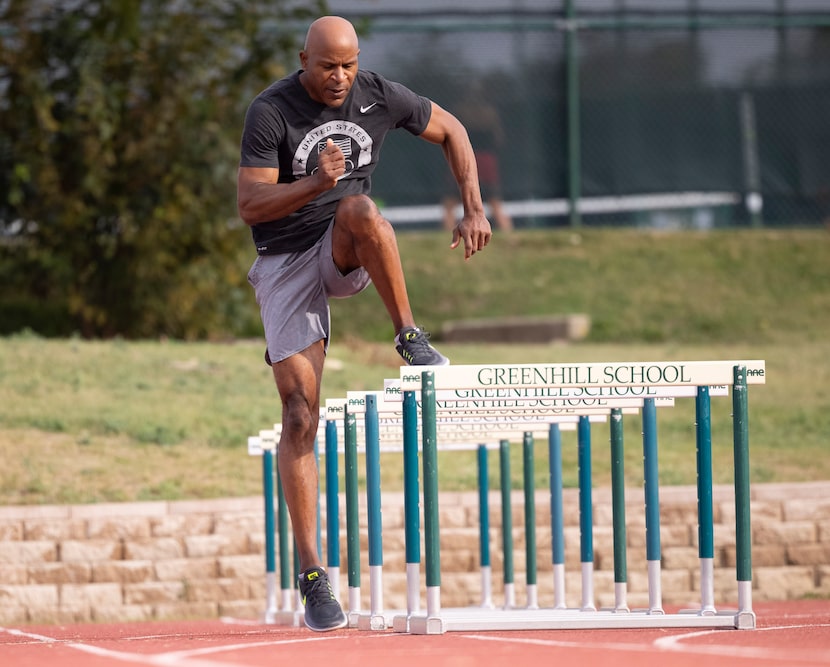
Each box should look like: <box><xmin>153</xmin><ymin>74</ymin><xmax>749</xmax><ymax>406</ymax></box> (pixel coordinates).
<box><xmin>746</xmin><ymin>368</ymin><xmax>765</xmax><ymax>377</ymax></box>
<box><xmin>401</xmin><ymin>374</ymin><xmax>422</xmax><ymax>384</ymax></box>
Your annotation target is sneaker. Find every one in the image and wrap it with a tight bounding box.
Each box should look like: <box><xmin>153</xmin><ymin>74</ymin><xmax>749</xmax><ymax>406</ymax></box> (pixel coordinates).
<box><xmin>298</xmin><ymin>566</ymin><xmax>347</xmax><ymax>632</ymax></box>
<box><xmin>395</xmin><ymin>326</ymin><xmax>450</xmax><ymax>366</ymax></box>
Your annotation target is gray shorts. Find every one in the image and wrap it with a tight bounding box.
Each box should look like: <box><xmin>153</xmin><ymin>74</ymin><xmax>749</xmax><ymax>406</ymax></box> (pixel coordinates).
<box><xmin>247</xmin><ymin>222</ymin><xmax>371</xmax><ymax>364</ymax></box>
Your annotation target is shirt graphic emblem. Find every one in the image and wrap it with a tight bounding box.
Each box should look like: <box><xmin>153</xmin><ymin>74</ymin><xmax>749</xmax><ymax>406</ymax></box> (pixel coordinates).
<box><xmin>360</xmin><ymin>102</ymin><xmax>378</xmax><ymax>113</ymax></box>
<box><xmin>293</xmin><ymin>120</ymin><xmax>374</xmax><ymax>180</ymax></box>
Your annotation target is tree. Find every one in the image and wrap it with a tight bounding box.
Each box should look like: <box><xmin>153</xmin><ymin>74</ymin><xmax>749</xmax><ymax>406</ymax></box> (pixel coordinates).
<box><xmin>0</xmin><ymin>0</ymin><xmax>325</xmax><ymax>337</ymax></box>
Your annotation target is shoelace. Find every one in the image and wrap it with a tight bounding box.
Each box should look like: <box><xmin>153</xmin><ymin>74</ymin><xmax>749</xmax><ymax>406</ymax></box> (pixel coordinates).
<box><xmin>303</xmin><ymin>577</ymin><xmax>335</xmax><ymax>606</ymax></box>
<box><xmin>404</xmin><ymin>329</ymin><xmax>432</xmax><ymax>349</ymax></box>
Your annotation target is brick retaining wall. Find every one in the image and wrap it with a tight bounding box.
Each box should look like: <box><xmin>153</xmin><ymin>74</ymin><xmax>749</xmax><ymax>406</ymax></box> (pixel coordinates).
<box><xmin>1</xmin><ymin>482</ymin><xmax>829</xmax><ymax>624</ymax></box>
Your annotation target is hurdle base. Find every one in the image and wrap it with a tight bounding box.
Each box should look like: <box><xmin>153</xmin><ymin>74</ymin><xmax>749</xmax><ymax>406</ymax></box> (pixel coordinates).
<box><xmin>735</xmin><ymin>609</ymin><xmax>757</xmax><ymax>630</ymax></box>
<box><xmin>406</xmin><ymin>614</ymin><xmax>445</xmax><ymax>635</ymax></box>
<box><xmin>392</xmin><ymin>613</ymin><xmax>410</xmax><ymax>633</ymax></box>
<box><xmin>405</xmin><ymin>607</ymin><xmax>752</xmax><ymax>634</ymax></box>
<box><xmin>356</xmin><ymin>609</ymin><xmax>405</xmax><ymax>631</ymax></box>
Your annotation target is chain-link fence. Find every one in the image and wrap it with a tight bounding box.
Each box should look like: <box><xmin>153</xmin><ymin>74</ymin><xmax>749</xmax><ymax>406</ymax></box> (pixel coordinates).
<box><xmin>331</xmin><ymin>3</ymin><xmax>830</xmax><ymax>228</ymax></box>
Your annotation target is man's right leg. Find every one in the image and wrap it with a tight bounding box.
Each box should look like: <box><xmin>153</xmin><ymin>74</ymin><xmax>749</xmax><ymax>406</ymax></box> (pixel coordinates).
<box><xmin>272</xmin><ymin>341</ymin><xmax>346</xmax><ymax>631</ymax></box>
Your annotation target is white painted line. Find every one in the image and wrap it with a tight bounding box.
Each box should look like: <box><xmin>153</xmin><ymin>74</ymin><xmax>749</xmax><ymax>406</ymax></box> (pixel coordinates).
<box><xmin>0</xmin><ymin>625</ymin><xmax>350</xmax><ymax>667</ymax></box>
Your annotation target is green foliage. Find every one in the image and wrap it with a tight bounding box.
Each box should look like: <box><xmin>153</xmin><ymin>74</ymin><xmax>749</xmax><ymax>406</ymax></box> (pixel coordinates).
<box><xmin>0</xmin><ymin>0</ymin><xmax>325</xmax><ymax>338</ymax></box>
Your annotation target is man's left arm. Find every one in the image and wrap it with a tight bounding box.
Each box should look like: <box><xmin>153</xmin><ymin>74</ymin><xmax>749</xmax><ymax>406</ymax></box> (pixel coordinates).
<box><xmin>419</xmin><ymin>102</ymin><xmax>492</xmax><ymax>259</ymax></box>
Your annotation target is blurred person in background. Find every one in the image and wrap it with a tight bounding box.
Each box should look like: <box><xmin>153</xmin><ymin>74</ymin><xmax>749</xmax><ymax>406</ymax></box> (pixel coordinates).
<box><xmin>443</xmin><ymin>82</ymin><xmax>513</xmax><ymax>233</ymax></box>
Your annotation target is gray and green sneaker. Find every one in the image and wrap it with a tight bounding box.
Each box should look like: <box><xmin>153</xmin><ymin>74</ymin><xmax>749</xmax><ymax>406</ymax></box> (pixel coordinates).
<box><xmin>395</xmin><ymin>326</ymin><xmax>450</xmax><ymax>366</ymax></box>
<box><xmin>298</xmin><ymin>566</ymin><xmax>347</xmax><ymax>632</ymax></box>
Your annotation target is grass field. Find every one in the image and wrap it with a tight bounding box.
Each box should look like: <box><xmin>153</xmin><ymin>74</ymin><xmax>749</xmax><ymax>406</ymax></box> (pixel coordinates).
<box><xmin>1</xmin><ymin>227</ymin><xmax>828</xmax><ymax>505</ymax></box>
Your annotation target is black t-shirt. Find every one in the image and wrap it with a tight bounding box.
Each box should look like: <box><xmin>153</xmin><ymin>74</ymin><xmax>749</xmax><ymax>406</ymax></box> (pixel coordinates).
<box><xmin>240</xmin><ymin>70</ymin><xmax>433</xmax><ymax>255</ymax></box>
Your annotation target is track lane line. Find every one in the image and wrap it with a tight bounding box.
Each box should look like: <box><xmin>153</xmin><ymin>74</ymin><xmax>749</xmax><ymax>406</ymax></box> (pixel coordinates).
<box><xmin>0</xmin><ymin>626</ymin><xmax>349</xmax><ymax>667</ymax></box>
<box><xmin>462</xmin><ymin>626</ymin><xmax>830</xmax><ymax>665</ymax></box>
<box><xmin>653</xmin><ymin>624</ymin><xmax>830</xmax><ymax>663</ymax></box>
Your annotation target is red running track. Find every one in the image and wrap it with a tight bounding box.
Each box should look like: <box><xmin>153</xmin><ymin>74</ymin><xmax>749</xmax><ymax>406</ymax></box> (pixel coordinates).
<box><xmin>1</xmin><ymin>600</ymin><xmax>828</xmax><ymax>667</ymax></box>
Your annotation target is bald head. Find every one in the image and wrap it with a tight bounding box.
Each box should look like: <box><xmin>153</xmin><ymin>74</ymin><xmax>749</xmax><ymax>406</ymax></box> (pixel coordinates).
<box><xmin>303</xmin><ymin>16</ymin><xmax>359</xmax><ymax>54</ymax></box>
<box><xmin>299</xmin><ymin>16</ymin><xmax>360</xmax><ymax>107</ymax></box>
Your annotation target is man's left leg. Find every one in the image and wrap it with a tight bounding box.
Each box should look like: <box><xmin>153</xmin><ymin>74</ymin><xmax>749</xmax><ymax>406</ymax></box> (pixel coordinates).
<box><xmin>329</xmin><ymin>194</ymin><xmax>449</xmax><ymax>365</ymax></box>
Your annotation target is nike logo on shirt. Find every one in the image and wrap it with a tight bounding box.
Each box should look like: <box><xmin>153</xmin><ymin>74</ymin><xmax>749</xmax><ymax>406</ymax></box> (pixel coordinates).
<box><xmin>360</xmin><ymin>102</ymin><xmax>378</xmax><ymax>113</ymax></box>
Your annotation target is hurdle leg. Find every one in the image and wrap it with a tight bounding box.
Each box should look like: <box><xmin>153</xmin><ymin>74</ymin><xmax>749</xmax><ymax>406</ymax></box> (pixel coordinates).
<box><xmin>695</xmin><ymin>387</ymin><xmax>716</xmax><ymax>615</ymax></box>
<box><xmin>262</xmin><ymin>448</ymin><xmax>279</xmax><ymax>623</ymax></box>
<box><xmin>293</xmin><ymin>538</ymin><xmax>302</xmax><ymax>612</ymax></box>
<box><xmin>732</xmin><ymin>365</ymin><xmax>756</xmax><ymax>629</ymax></box>
<box><xmin>577</xmin><ymin>416</ymin><xmax>596</xmax><ymax>611</ymax></box>
<box><xmin>315</xmin><ymin>436</ymin><xmax>322</xmax><ymax>565</ymax></box>
<box><xmin>324</xmin><ymin>420</ymin><xmax>341</xmax><ymax>602</ymax></box>
<box><xmin>642</xmin><ymin>398</ymin><xmax>664</xmax><ymax>615</ymax></box>
<box><xmin>418</xmin><ymin>370</ymin><xmax>443</xmax><ymax>634</ymax></box>
<box><xmin>360</xmin><ymin>394</ymin><xmax>387</xmax><ymax>630</ymax></box>
<box><xmin>522</xmin><ymin>432</ymin><xmax>539</xmax><ymax>609</ymax></box>
<box><xmin>609</xmin><ymin>408</ymin><xmax>629</xmax><ymax>613</ymax></box>
<box><xmin>477</xmin><ymin>444</ymin><xmax>494</xmax><ymax>608</ymax></box>
<box><xmin>499</xmin><ymin>439</ymin><xmax>516</xmax><ymax>609</ymax></box>
<box><xmin>393</xmin><ymin>389</ymin><xmax>422</xmax><ymax>632</ymax></box>
<box><xmin>276</xmin><ymin>470</ymin><xmax>294</xmax><ymax>614</ymax></box>
<box><xmin>344</xmin><ymin>408</ymin><xmax>361</xmax><ymax>626</ymax></box>
<box><xmin>548</xmin><ymin>424</ymin><xmax>567</xmax><ymax>609</ymax></box>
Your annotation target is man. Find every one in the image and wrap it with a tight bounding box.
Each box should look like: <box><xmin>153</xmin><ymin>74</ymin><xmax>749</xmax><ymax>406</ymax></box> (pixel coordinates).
<box><xmin>237</xmin><ymin>15</ymin><xmax>492</xmax><ymax>631</ymax></box>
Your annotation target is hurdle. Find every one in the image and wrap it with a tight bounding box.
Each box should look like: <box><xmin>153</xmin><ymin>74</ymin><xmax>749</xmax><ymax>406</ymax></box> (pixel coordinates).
<box><xmin>397</xmin><ymin>360</ymin><xmax>765</xmax><ymax>634</ymax></box>
<box><xmin>328</xmin><ymin>383</ymin><xmax>682</xmax><ymax>631</ymax></box>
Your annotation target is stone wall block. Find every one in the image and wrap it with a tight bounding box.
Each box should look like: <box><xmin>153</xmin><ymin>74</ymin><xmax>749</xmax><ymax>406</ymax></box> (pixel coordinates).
<box><xmin>753</xmin><ymin>520</ymin><xmax>817</xmax><ymax>545</ymax></box>
<box><xmin>0</xmin><ymin>521</ymin><xmax>22</xmax><ymax>540</ymax></box>
<box><xmin>155</xmin><ymin>557</ymin><xmax>218</xmax><ymax>582</ymax></box>
<box><xmin>87</xmin><ymin>517</ymin><xmax>152</xmax><ymax>540</ymax></box>
<box><xmin>24</xmin><ymin>519</ymin><xmax>87</xmax><ymax>541</ymax></box>
<box><xmin>0</xmin><ymin>541</ymin><xmax>58</xmax><ymax>564</ymax></box>
<box><xmin>184</xmin><ymin>534</ymin><xmax>247</xmax><ymax>558</ymax></box>
<box><xmin>61</xmin><ymin>540</ymin><xmax>123</xmax><ymax>562</ymax></box>
<box><xmin>28</xmin><ymin>562</ymin><xmax>92</xmax><ymax>585</ymax></box>
<box><xmin>217</xmin><ymin>555</ymin><xmax>264</xmax><ymax>579</ymax></box>
<box><xmin>93</xmin><ymin>560</ymin><xmax>156</xmax><ymax>584</ymax></box>
<box><xmin>151</xmin><ymin>514</ymin><xmax>214</xmax><ymax>537</ymax></box>
<box><xmin>123</xmin><ymin>538</ymin><xmax>184</xmax><ymax>561</ymax></box>
<box><xmin>0</xmin><ymin>584</ymin><xmax>59</xmax><ymax>610</ymax></box>
<box><xmin>124</xmin><ymin>581</ymin><xmax>185</xmax><ymax>605</ymax></box>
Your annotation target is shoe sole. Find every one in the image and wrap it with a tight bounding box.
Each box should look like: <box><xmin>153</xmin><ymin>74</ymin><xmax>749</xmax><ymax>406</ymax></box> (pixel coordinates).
<box><xmin>304</xmin><ymin>614</ymin><xmax>348</xmax><ymax>632</ymax></box>
<box><xmin>400</xmin><ymin>356</ymin><xmax>451</xmax><ymax>367</ymax></box>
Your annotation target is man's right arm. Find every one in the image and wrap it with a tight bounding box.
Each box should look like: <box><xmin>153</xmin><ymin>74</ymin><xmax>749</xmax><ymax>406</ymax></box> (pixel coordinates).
<box><xmin>236</xmin><ymin>140</ymin><xmax>346</xmax><ymax>226</ymax></box>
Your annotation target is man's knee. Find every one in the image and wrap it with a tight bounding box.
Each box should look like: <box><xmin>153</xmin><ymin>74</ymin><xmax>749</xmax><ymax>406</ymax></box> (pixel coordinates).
<box><xmin>336</xmin><ymin>194</ymin><xmax>376</xmax><ymax>220</ymax></box>
<box><xmin>335</xmin><ymin>195</ymin><xmax>389</xmax><ymax>235</ymax></box>
<box><xmin>281</xmin><ymin>394</ymin><xmax>318</xmax><ymax>441</ymax></box>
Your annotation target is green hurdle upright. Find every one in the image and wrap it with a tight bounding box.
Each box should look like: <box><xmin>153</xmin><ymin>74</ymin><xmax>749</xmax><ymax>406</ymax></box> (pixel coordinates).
<box><xmin>609</xmin><ymin>408</ymin><xmax>629</xmax><ymax>613</ymax></box>
<box><xmin>344</xmin><ymin>407</ymin><xmax>361</xmax><ymax>626</ymax></box>
<box><xmin>498</xmin><ymin>439</ymin><xmax>515</xmax><ymax>608</ymax></box>
<box><xmin>522</xmin><ymin>432</ymin><xmax>538</xmax><ymax>609</ymax></box>
<box><xmin>733</xmin><ymin>366</ymin><xmax>754</xmax><ymax>628</ymax></box>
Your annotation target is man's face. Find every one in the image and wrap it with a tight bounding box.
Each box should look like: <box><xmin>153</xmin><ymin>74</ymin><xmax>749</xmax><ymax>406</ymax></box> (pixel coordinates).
<box><xmin>300</xmin><ymin>44</ymin><xmax>359</xmax><ymax>108</ymax></box>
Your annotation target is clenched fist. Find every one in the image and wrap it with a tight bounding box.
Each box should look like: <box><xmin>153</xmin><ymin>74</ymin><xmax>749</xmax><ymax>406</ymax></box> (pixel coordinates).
<box><xmin>316</xmin><ymin>139</ymin><xmax>346</xmax><ymax>190</ymax></box>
